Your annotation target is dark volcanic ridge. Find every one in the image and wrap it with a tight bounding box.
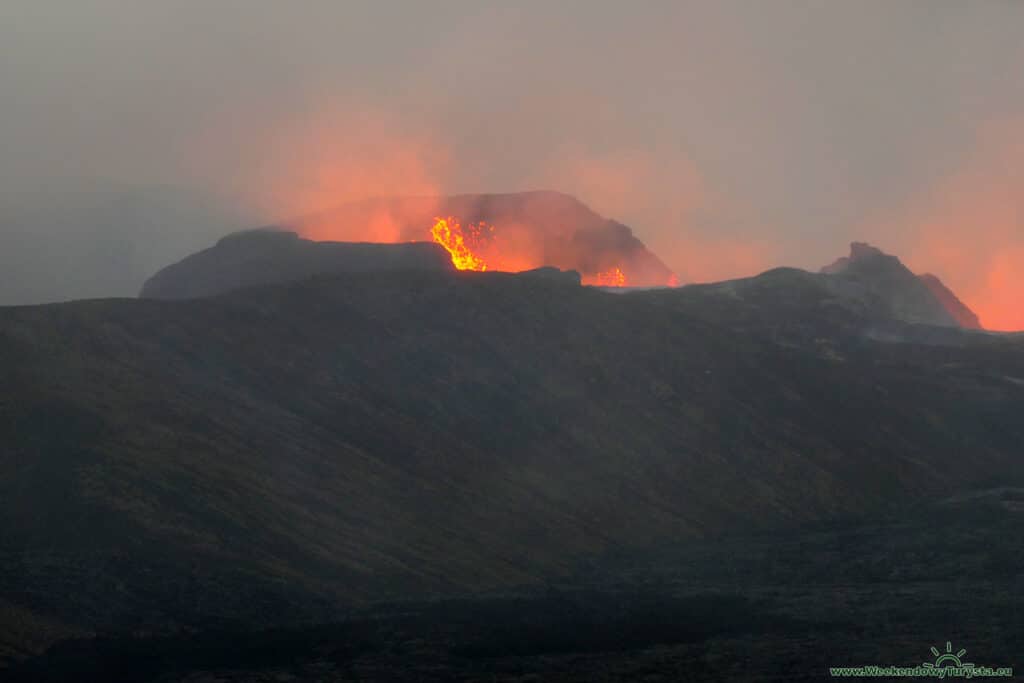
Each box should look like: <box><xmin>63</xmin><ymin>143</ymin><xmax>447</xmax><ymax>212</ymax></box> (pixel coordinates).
<box><xmin>821</xmin><ymin>241</ymin><xmax>983</xmax><ymax>329</ymax></box>
<box><xmin>139</xmin><ymin>229</ymin><xmax>455</xmax><ymax>300</ymax></box>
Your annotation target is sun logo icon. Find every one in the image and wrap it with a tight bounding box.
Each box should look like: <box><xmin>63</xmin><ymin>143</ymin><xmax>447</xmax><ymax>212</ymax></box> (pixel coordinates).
<box><xmin>922</xmin><ymin>641</ymin><xmax>974</xmax><ymax>670</ymax></box>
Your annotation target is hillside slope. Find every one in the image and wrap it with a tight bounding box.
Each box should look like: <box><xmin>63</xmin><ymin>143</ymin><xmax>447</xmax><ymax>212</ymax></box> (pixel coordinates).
<box><xmin>2</xmin><ymin>268</ymin><xmax>1023</xmax><ymax>663</ymax></box>
<box><xmin>919</xmin><ymin>272</ymin><xmax>984</xmax><ymax>329</ymax></box>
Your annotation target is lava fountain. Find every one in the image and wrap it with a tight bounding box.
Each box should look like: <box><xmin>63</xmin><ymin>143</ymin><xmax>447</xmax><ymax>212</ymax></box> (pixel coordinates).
<box><xmin>430</xmin><ymin>217</ymin><xmax>492</xmax><ymax>271</ymax></box>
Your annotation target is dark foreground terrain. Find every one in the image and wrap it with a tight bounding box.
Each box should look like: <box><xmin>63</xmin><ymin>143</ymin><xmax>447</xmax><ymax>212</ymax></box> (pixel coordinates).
<box><xmin>2</xmin><ymin>266</ymin><xmax>1022</xmax><ymax>680</ymax></box>
<box><xmin>8</xmin><ymin>491</ymin><xmax>1022</xmax><ymax>681</ymax></box>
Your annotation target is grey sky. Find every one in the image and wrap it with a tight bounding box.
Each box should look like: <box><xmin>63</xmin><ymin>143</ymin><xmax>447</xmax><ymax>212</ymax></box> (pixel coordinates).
<box><xmin>1</xmin><ymin>1</ymin><xmax>1022</xmax><ymax>326</ymax></box>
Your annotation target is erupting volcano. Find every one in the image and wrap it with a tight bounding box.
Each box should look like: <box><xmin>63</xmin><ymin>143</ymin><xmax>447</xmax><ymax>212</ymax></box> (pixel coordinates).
<box><xmin>296</xmin><ymin>191</ymin><xmax>678</xmax><ymax>288</ymax></box>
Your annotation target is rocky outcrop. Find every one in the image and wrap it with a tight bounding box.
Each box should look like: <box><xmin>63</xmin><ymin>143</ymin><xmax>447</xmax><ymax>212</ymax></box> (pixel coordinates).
<box><xmin>820</xmin><ymin>242</ymin><xmax>975</xmax><ymax>328</ymax></box>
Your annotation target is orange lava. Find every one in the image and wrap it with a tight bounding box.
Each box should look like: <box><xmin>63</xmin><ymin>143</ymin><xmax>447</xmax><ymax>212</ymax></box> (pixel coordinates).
<box><xmin>586</xmin><ymin>267</ymin><xmax>627</xmax><ymax>287</ymax></box>
<box><xmin>429</xmin><ymin>216</ymin><xmax>635</xmax><ymax>286</ymax></box>
<box><xmin>430</xmin><ymin>216</ymin><xmax>491</xmax><ymax>271</ymax></box>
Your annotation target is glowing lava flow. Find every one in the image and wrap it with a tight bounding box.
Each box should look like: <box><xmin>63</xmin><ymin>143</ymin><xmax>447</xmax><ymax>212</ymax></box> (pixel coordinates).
<box><xmin>429</xmin><ymin>216</ymin><xmax>641</xmax><ymax>288</ymax></box>
<box><xmin>589</xmin><ymin>267</ymin><xmax>627</xmax><ymax>287</ymax></box>
<box><xmin>430</xmin><ymin>217</ymin><xmax>490</xmax><ymax>271</ymax></box>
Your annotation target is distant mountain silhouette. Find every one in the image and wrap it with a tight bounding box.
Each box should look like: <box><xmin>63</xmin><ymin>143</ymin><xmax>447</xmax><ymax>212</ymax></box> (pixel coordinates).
<box><xmin>820</xmin><ymin>242</ymin><xmax>981</xmax><ymax>328</ymax></box>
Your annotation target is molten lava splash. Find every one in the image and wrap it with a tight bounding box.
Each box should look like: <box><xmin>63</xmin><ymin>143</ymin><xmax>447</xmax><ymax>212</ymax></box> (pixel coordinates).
<box><xmin>430</xmin><ymin>217</ymin><xmax>491</xmax><ymax>271</ymax></box>
<box><xmin>587</xmin><ymin>267</ymin><xmax>627</xmax><ymax>287</ymax></box>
